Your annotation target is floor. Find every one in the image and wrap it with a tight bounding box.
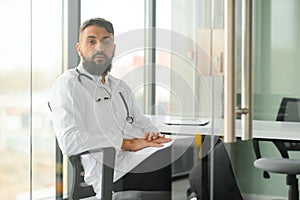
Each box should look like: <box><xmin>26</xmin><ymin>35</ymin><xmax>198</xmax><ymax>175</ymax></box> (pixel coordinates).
<box><xmin>80</xmin><ymin>170</ymin><xmax>288</xmax><ymax>200</ymax></box>
<box><xmin>171</xmin><ymin>177</ymin><xmax>288</xmax><ymax>200</ymax></box>
<box><xmin>172</xmin><ymin>177</ymin><xmax>190</xmax><ymax>200</ymax></box>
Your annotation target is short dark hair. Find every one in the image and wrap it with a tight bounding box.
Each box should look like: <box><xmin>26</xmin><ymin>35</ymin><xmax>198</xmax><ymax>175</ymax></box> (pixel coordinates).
<box><xmin>79</xmin><ymin>18</ymin><xmax>114</xmax><ymax>37</ymax></box>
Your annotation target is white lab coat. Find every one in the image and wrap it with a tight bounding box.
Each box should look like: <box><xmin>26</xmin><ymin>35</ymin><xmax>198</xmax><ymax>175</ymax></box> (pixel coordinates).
<box><xmin>51</xmin><ymin>63</ymin><xmax>171</xmax><ymax>199</ymax></box>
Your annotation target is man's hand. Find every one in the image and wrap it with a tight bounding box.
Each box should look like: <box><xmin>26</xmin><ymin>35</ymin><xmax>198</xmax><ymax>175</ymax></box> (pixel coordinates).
<box><xmin>143</xmin><ymin>132</ymin><xmax>161</xmax><ymax>140</ymax></box>
<box><xmin>121</xmin><ymin>135</ymin><xmax>172</xmax><ymax>152</ymax></box>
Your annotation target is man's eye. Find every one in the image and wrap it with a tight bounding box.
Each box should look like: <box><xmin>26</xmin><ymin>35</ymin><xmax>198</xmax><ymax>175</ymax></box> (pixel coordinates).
<box><xmin>88</xmin><ymin>40</ymin><xmax>95</xmax><ymax>44</ymax></box>
<box><xmin>102</xmin><ymin>40</ymin><xmax>109</xmax><ymax>45</ymax></box>
<box><xmin>102</xmin><ymin>38</ymin><xmax>113</xmax><ymax>46</ymax></box>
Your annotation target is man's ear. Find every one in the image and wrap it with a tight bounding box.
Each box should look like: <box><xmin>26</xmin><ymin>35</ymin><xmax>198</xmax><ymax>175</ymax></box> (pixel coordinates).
<box><xmin>76</xmin><ymin>42</ymin><xmax>81</xmax><ymax>56</ymax></box>
<box><xmin>112</xmin><ymin>44</ymin><xmax>116</xmax><ymax>57</ymax></box>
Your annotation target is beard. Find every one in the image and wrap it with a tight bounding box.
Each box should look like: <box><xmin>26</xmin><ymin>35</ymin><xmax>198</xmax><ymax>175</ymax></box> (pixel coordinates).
<box><xmin>81</xmin><ymin>52</ymin><xmax>113</xmax><ymax>76</ymax></box>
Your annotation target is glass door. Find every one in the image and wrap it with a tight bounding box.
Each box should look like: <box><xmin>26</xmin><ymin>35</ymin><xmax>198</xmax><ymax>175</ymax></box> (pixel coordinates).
<box><xmin>234</xmin><ymin>0</ymin><xmax>300</xmax><ymax>199</ymax></box>
<box><xmin>55</xmin><ymin>0</ymin><xmax>300</xmax><ymax>199</ymax></box>
<box><xmin>166</xmin><ymin>0</ymin><xmax>226</xmax><ymax>199</ymax></box>
<box><xmin>172</xmin><ymin>0</ymin><xmax>300</xmax><ymax>199</ymax></box>
<box><xmin>194</xmin><ymin>1</ymin><xmax>230</xmax><ymax>200</ymax></box>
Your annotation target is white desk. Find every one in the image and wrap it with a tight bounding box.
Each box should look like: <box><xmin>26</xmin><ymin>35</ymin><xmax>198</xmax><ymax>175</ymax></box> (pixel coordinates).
<box><xmin>148</xmin><ymin>115</ymin><xmax>300</xmax><ymax>141</ymax></box>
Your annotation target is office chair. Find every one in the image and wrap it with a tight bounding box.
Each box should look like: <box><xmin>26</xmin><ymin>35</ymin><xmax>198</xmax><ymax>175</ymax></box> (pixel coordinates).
<box><xmin>69</xmin><ymin>147</ymin><xmax>115</xmax><ymax>200</ymax></box>
<box><xmin>48</xmin><ymin>102</ymin><xmax>171</xmax><ymax>200</ymax></box>
<box><xmin>253</xmin><ymin>97</ymin><xmax>300</xmax><ymax>200</ymax></box>
<box><xmin>187</xmin><ymin>136</ymin><xmax>243</xmax><ymax>200</ymax></box>
<box><xmin>69</xmin><ymin>147</ymin><xmax>172</xmax><ymax>200</ymax></box>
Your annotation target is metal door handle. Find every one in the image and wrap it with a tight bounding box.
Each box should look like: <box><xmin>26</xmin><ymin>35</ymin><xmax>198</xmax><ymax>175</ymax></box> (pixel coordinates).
<box><xmin>241</xmin><ymin>0</ymin><xmax>253</xmax><ymax>140</ymax></box>
<box><xmin>224</xmin><ymin>0</ymin><xmax>253</xmax><ymax>143</ymax></box>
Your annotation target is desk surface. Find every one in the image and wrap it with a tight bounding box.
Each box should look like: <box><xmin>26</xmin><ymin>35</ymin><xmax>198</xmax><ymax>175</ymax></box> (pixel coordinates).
<box><xmin>148</xmin><ymin>115</ymin><xmax>300</xmax><ymax>141</ymax></box>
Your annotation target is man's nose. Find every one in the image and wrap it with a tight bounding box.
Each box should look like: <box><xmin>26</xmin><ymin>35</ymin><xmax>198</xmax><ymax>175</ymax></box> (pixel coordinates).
<box><xmin>95</xmin><ymin>42</ymin><xmax>104</xmax><ymax>51</ymax></box>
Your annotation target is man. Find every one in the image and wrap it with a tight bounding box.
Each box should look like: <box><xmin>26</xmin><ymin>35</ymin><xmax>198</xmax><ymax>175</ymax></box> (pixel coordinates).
<box><xmin>51</xmin><ymin>18</ymin><xmax>171</xmax><ymax>198</ymax></box>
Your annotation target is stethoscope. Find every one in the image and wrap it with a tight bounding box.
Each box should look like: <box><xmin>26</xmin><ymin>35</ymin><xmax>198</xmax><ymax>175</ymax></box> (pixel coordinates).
<box><xmin>76</xmin><ymin>68</ymin><xmax>134</xmax><ymax>124</ymax></box>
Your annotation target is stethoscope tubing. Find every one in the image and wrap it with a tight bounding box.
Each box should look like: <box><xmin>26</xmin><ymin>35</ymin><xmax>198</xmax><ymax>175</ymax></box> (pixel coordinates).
<box><xmin>76</xmin><ymin>68</ymin><xmax>93</xmax><ymax>82</ymax></box>
<box><xmin>119</xmin><ymin>92</ymin><xmax>134</xmax><ymax>124</ymax></box>
<box><xmin>76</xmin><ymin>68</ymin><xmax>134</xmax><ymax>124</ymax></box>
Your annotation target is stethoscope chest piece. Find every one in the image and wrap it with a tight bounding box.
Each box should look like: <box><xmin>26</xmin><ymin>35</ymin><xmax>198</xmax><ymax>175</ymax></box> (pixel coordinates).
<box><xmin>126</xmin><ymin>116</ymin><xmax>134</xmax><ymax>124</ymax></box>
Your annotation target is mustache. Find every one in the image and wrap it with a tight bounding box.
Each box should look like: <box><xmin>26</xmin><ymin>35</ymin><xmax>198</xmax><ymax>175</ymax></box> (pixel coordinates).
<box><xmin>92</xmin><ymin>52</ymin><xmax>109</xmax><ymax>59</ymax></box>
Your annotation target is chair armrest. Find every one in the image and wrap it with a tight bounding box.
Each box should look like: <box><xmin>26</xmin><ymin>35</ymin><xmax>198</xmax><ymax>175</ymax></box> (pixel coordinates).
<box><xmin>69</xmin><ymin>147</ymin><xmax>116</xmax><ymax>200</ymax></box>
<box><xmin>78</xmin><ymin>147</ymin><xmax>116</xmax><ymax>157</ymax></box>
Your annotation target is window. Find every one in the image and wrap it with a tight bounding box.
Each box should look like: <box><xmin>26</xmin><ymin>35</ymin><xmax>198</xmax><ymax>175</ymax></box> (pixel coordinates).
<box><xmin>0</xmin><ymin>0</ymin><xmax>62</xmax><ymax>199</ymax></box>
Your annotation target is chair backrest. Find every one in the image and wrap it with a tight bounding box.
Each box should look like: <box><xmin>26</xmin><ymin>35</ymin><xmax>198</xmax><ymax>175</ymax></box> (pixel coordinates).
<box><xmin>48</xmin><ymin>102</ymin><xmax>116</xmax><ymax>199</ymax></box>
<box><xmin>253</xmin><ymin>97</ymin><xmax>300</xmax><ymax>178</ymax></box>
<box><xmin>276</xmin><ymin>97</ymin><xmax>300</xmax><ymax>122</ymax></box>
<box><xmin>48</xmin><ymin>102</ymin><xmax>95</xmax><ymax>199</ymax></box>
<box><xmin>69</xmin><ymin>147</ymin><xmax>116</xmax><ymax>200</ymax></box>
<box><xmin>69</xmin><ymin>154</ymin><xmax>96</xmax><ymax>200</ymax></box>
<box><xmin>273</xmin><ymin>97</ymin><xmax>300</xmax><ymax>157</ymax></box>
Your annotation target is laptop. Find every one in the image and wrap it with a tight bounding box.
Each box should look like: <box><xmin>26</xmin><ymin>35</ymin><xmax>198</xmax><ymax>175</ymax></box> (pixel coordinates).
<box><xmin>164</xmin><ymin>117</ymin><xmax>209</xmax><ymax>126</ymax></box>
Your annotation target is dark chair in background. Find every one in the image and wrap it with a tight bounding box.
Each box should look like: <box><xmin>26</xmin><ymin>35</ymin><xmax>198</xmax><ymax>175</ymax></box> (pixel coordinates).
<box><xmin>187</xmin><ymin>136</ymin><xmax>243</xmax><ymax>200</ymax></box>
<box><xmin>253</xmin><ymin>97</ymin><xmax>300</xmax><ymax>200</ymax></box>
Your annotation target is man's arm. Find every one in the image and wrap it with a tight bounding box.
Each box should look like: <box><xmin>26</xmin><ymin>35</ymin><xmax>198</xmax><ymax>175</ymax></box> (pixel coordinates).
<box><xmin>121</xmin><ymin>136</ymin><xmax>172</xmax><ymax>152</ymax></box>
<box><xmin>51</xmin><ymin>76</ymin><xmax>123</xmax><ymax>155</ymax></box>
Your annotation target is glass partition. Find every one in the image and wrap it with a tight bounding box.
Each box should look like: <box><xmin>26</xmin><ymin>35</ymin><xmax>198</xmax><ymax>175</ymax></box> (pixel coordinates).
<box><xmin>154</xmin><ymin>0</ymin><xmax>225</xmax><ymax>199</ymax></box>
<box><xmin>234</xmin><ymin>0</ymin><xmax>300</xmax><ymax>198</ymax></box>
<box><xmin>74</xmin><ymin>1</ymin><xmax>300</xmax><ymax>199</ymax></box>
<box><xmin>0</xmin><ymin>2</ymin><xmax>31</xmax><ymax>198</ymax></box>
<box><xmin>0</xmin><ymin>0</ymin><xmax>62</xmax><ymax>199</ymax></box>
<box><xmin>31</xmin><ymin>1</ymin><xmax>62</xmax><ymax>199</ymax></box>
<box><xmin>3</xmin><ymin>0</ymin><xmax>299</xmax><ymax>199</ymax></box>
<box><xmin>252</xmin><ymin>0</ymin><xmax>300</xmax><ymax>120</ymax></box>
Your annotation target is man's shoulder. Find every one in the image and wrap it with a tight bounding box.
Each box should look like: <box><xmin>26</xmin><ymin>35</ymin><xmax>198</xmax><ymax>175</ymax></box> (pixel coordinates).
<box><xmin>52</xmin><ymin>68</ymin><xmax>79</xmax><ymax>90</ymax></box>
<box><xmin>55</xmin><ymin>68</ymin><xmax>77</xmax><ymax>82</ymax></box>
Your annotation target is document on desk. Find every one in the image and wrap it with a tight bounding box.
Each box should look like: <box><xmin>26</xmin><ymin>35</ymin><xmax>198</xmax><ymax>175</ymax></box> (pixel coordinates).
<box><xmin>164</xmin><ymin>117</ymin><xmax>209</xmax><ymax>126</ymax></box>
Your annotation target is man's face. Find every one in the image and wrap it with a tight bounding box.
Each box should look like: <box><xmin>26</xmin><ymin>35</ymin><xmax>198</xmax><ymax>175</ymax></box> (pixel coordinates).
<box><xmin>77</xmin><ymin>25</ymin><xmax>115</xmax><ymax>75</ymax></box>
